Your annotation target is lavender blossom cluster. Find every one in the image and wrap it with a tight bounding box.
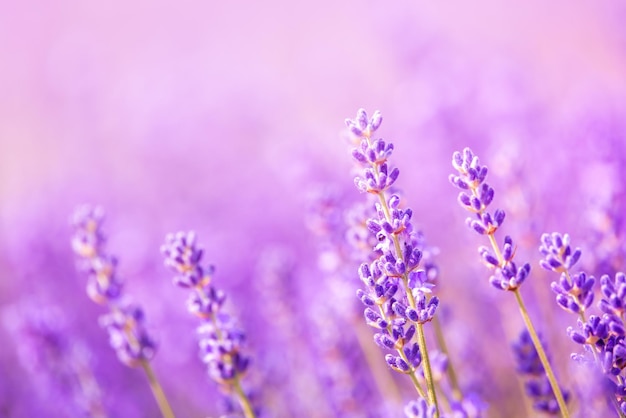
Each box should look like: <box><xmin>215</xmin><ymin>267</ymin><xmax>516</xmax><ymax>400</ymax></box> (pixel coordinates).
<box><xmin>3</xmin><ymin>104</ymin><xmax>626</xmax><ymax>418</ymax></box>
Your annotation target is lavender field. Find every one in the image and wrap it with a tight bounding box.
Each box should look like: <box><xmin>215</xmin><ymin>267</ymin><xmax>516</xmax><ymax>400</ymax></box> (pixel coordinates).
<box><xmin>2</xmin><ymin>1</ymin><xmax>626</xmax><ymax>417</ymax></box>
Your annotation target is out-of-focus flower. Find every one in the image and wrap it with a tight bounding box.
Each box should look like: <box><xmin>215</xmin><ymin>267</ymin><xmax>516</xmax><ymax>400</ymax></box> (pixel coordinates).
<box><xmin>512</xmin><ymin>330</ymin><xmax>570</xmax><ymax>415</ymax></box>
<box><xmin>71</xmin><ymin>205</ymin><xmax>156</xmax><ymax>366</ymax></box>
<box><xmin>161</xmin><ymin>231</ymin><xmax>257</xmax><ymax>418</ymax></box>
<box><xmin>2</xmin><ymin>302</ymin><xmax>107</xmax><ymax>418</ymax></box>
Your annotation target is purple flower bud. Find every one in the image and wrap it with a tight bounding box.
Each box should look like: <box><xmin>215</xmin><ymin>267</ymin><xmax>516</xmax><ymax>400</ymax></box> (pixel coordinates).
<box><xmin>357</xmin><ymin>289</ymin><xmax>375</xmax><ymax>306</ymax></box>
<box><xmin>71</xmin><ymin>205</ymin><xmax>157</xmax><ymax>370</ymax></box>
<box><xmin>369</xmin><ymin>111</ymin><xmax>383</xmax><ymax>132</ymax></box>
<box><xmin>351</xmin><ymin>149</ymin><xmax>368</xmax><ymax>163</ymax></box>
<box><xmin>479</xmin><ymin>246</ymin><xmax>499</xmax><ymax>267</ymax></box>
<box><xmin>374</xmin><ymin>333</ymin><xmax>396</xmax><ymax>350</ymax></box>
<box><xmin>356</xmin><ymin>108</ymin><xmax>368</xmax><ymax>131</ymax></box>
<box><xmin>466</xmin><ymin>218</ymin><xmax>487</xmax><ymax>235</ymax></box>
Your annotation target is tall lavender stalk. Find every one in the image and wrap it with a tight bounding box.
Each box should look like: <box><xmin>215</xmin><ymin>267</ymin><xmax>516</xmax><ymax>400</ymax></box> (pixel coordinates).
<box><xmin>346</xmin><ymin>109</ymin><xmax>440</xmax><ymax>415</ymax></box>
<box><xmin>449</xmin><ymin>148</ymin><xmax>570</xmax><ymax>417</ymax></box>
<box><xmin>70</xmin><ymin>205</ymin><xmax>174</xmax><ymax>418</ymax></box>
<box><xmin>161</xmin><ymin>231</ymin><xmax>256</xmax><ymax>418</ymax></box>
<box><xmin>540</xmin><ymin>232</ymin><xmax>626</xmax><ymax>417</ymax></box>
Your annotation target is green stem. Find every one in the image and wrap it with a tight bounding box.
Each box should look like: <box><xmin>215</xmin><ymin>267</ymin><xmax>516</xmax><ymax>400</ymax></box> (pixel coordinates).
<box><xmin>140</xmin><ymin>360</ymin><xmax>176</xmax><ymax>418</ymax></box>
<box><xmin>232</xmin><ymin>378</ymin><xmax>257</xmax><ymax>418</ymax></box>
<box><xmin>432</xmin><ymin>315</ymin><xmax>462</xmax><ymax>401</ymax></box>
<box><xmin>416</xmin><ymin>322</ymin><xmax>439</xmax><ymax>417</ymax></box>
<box><xmin>513</xmin><ymin>289</ymin><xmax>570</xmax><ymax>418</ymax></box>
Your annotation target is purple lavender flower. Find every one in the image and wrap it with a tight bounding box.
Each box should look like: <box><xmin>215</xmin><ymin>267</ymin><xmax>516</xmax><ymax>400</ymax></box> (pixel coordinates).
<box><xmin>599</xmin><ymin>272</ymin><xmax>626</xmax><ymax>318</ymax></box>
<box><xmin>161</xmin><ymin>231</ymin><xmax>257</xmax><ymax>418</ymax></box>
<box><xmin>71</xmin><ymin>205</ymin><xmax>156</xmax><ymax>366</ymax></box>
<box><xmin>71</xmin><ymin>205</ymin><xmax>124</xmax><ymax>305</ymax></box>
<box><xmin>197</xmin><ymin>314</ymin><xmax>250</xmax><ymax>384</ymax></box>
<box><xmin>539</xmin><ymin>232</ymin><xmax>594</xmax><ymax>315</ymax></box>
<box><xmin>161</xmin><ymin>231</ymin><xmax>210</xmax><ymax>288</ymax></box>
<box><xmin>551</xmin><ymin>271</ymin><xmax>595</xmax><ymax>315</ymax></box>
<box><xmin>449</xmin><ymin>394</ymin><xmax>487</xmax><ymax>418</ymax></box>
<box><xmin>306</xmin><ymin>189</ymin><xmax>402</xmax><ymax>417</ymax></box>
<box><xmin>99</xmin><ymin>300</ymin><xmax>157</xmax><ymax>367</ymax></box>
<box><xmin>71</xmin><ymin>205</ymin><xmax>174</xmax><ymax>418</ymax></box>
<box><xmin>538</xmin><ymin>233</ymin><xmax>626</xmax><ymax>414</ymax></box>
<box><xmin>347</xmin><ymin>108</ymin><xmax>441</xmax><ymax>413</ymax></box>
<box><xmin>512</xmin><ymin>330</ymin><xmax>570</xmax><ymax>415</ymax></box>
<box><xmin>568</xmin><ymin>314</ymin><xmax>611</xmax><ymax>346</ymax></box>
<box><xmin>2</xmin><ymin>302</ymin><xmax>107</xmax><ymax>418</ymax></box>
<box><xmin>71</xmin><ymin>205</ymin><xmax>106</xmax><ymax>259</ymax></box>
<box><xmin>449</xmin><ymin>148</ymin><xmax>504</xmax><ymax>236</ymax></box>
<box><xmin>405</xmin><ymin>398</ymin><xmax>437</xmax><ymax>418</ymax></box>
<box><xmin>450</xmin><ymin>148</ymin><xmax>529</xmax><ymax>292</ymax></box>
<box><xmin>450</xmin><ymin>148</ymin><xmax>570</xmax><ymax>417</ymax></box>
<box><xmin>569</xmin><ymin>272</ymin><xmax>626</xmax><ymax>413</ymax></box>
<box><xmin>539</xmin><ymin>233</ymin><xmax>582</xmax><ymax>274</ymax></box>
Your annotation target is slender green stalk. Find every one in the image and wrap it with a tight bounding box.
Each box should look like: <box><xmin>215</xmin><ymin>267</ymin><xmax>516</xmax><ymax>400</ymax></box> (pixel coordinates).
<box><xmin>140</xmin><ymin>360</ymin><xmax>176</xmax><ymax>418</ymax></box>
<box><xmin>415</xmin><ymin>321</ymin><xmax>439</xmax><ymax>416</ymax></box>
<box><xmin>513</xmin><ymin>289</ymin><xmax>570</xmax><ymax>418</ymax></box>
<box><xmin>232</xmin><ymin>378</ymin><xmax>256</xmax><ymax>418</ymax></box>
<box><xmin>432</xmin><ymin>316</ymin><xmax>462</xmax><ymax>401</ymax></box>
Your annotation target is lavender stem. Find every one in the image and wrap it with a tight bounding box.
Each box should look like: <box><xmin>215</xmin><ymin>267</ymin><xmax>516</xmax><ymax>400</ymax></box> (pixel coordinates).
<box><xmin>431</xmin><ymin>315</ymin><xmax>462</xmax><ymax>401</ymax></box>
<box><xmin>512</xmin><ymin>289</ymin><xmax>570</xmax><ymax>418</ymax></box>
<box><xmin>140</xmin><ymin>360</ymin><xmax>175</xmax><ymax>418</ymax></box>
<box><xmin>232</xmin><ymin>378</ymin><xmax>256</xmax><ymax>418</ymax></box>
<box><xmin>415</xmin><ymin>322</ymin><xmax>438</xmax><ymax>416</ymax></box>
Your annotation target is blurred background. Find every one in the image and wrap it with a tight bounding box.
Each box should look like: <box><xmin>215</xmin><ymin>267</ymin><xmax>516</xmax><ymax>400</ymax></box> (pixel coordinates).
<box><xmin>1</xmin><ymin>0</ymin><xmax>626</xmax><ymax>416</ymax></box>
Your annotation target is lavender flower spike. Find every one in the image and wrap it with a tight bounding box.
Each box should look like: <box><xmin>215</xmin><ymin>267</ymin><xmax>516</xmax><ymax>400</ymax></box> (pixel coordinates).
<box><xmin>539</xmin><ymin>232</ymin><xmax>594</xmax><ymax>318</ymax></box>
<box><xmin>71</xmin><ymin>205</ymin><xmax>156</xmax><ymax>366</ymax></box>
<box><xmin>449</xmin><ymin>149</ymin><xmax>570</xmax><ymax>417</ymax></box>
<box><xmin>161</xmin><ymin>231</ymin><xmax>257</xmax><ymax>418</ymax></box>
<box><xmin>565</xmin><ymin>271</ymin><xmax>626</xmax><ymax>414</ymax></box>
<box><xmin>347</xmin><ymin>109</ymin><xmax>440</xmax><ymax>415</ymax></box>
<box><xmin>539</xmin><ymin>233</ymin><xmax>582</xmax><ymax>273</ymax></box>
<box><xmin>513</xmin><ymin>330</ymin><xmax>570</xmax><ymax>415</ymax></box>
<box><xmin>71</xmin><ymin>205</ymin><xmax>174</xmax><ymax>418</ymax></box>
